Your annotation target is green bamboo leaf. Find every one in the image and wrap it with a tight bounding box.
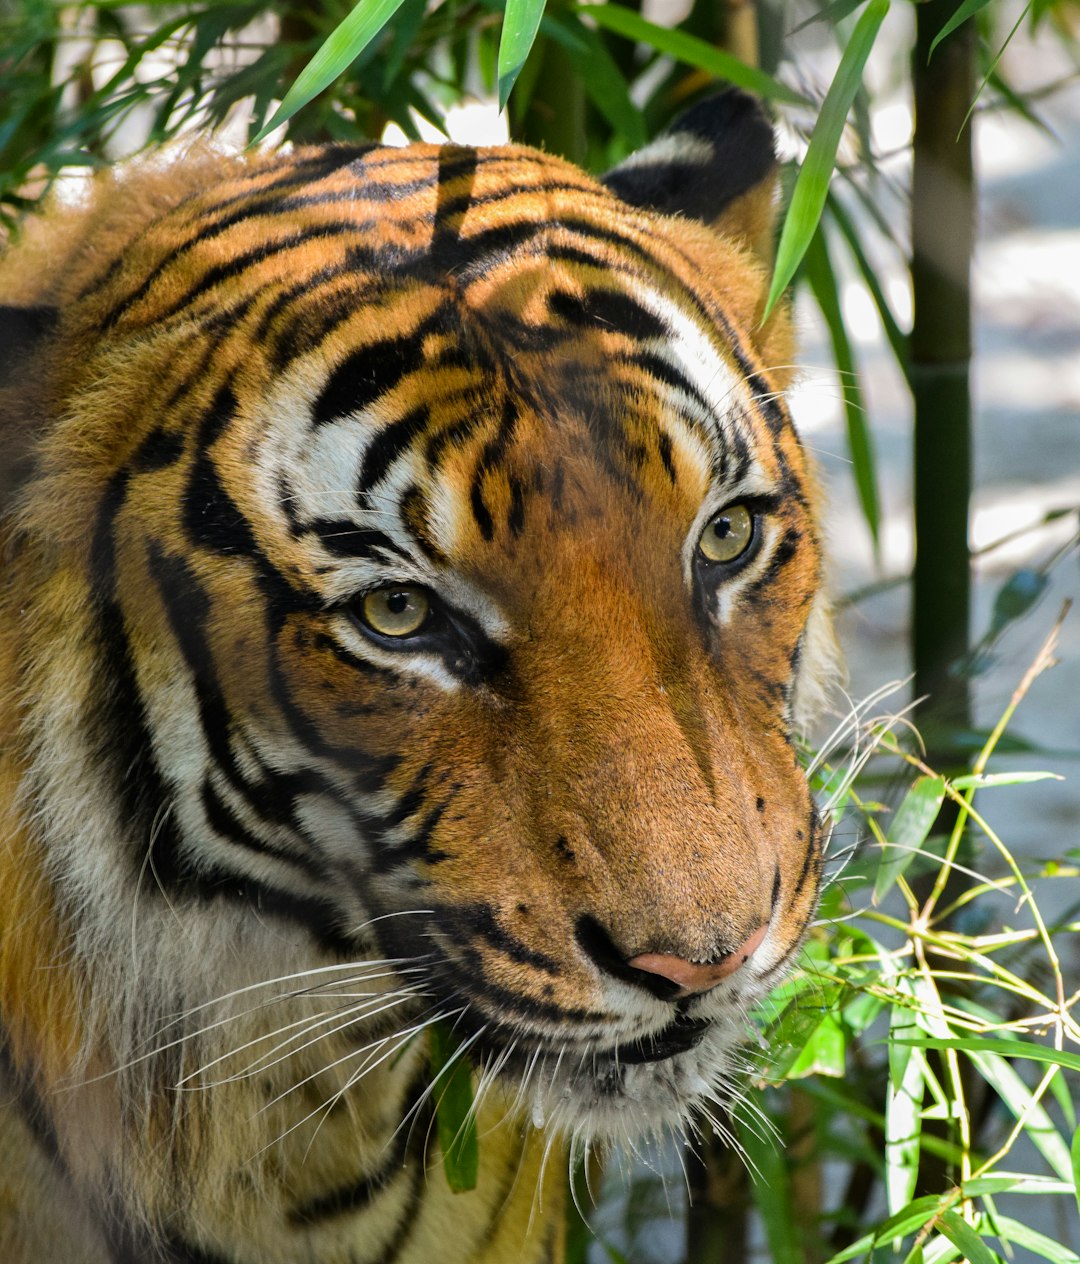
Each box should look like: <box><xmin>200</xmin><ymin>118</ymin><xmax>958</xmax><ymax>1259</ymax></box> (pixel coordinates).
<box><xmin>787</xmin><ymin>1011</ymin><xmax>846</xmax><ymax>1078</ymax></box>
<box><xmin>987</xmin><ymin>567</ymin><xmax>1049</xmax><ymax>639</ymax></box>
<box><xmin>964</xmin><ymin>1174</ymin><xmax>1073</xmax><ymax>1197</ymax></box>
<box><xmin>899</xmin><ymin>1038</ymin><xmax>1078</xmax><ymax>1184</ymax></box>
<box><xmin>908</xmin><ymin>1037</ymin><xmax>1080</xmax><ymax>1077</ymax></box>
<box><xmin>801</xmin><ymin>224</ymin><xmax>880</xmax><ymax>553</ymax></box>
<box><xmin>580</xmin><ymin>5</ymin><xmax>808</xmax><ymax>106</ymax></box>
<box><xmin>738</xmin><ymin>1116</ymin><xmax>804</xmax><ymax>1264</ymax></box>
<box><xmin>823</xmin><ymin>1197</ymin><xmax>945</xmax><ymax>1263</ymax></box>
<box><xmin>969</xmin><ymin>1051</ymin><xmax>1073</xmax><ymax>1183</ymax></box>
<box><xmin>986</xmin><ymin>1217</ymin><xmax>1080</xmax><ymax>1264</ymax></box>
<box><xmin>958</xmin><ymin>2</ymin><xmax>1035</xmax><ymax>137</ymax></box>
<box><xmin>875</xmin><ymin>1196</ymin><xmax>956</xmax><ymax>1245</ymax></box>
<box><xmin>254</xmin><ymin>0</ymin><xmax>412</xmax><ymax>141</ymax></box>
<box><xmin>886</xmin><ymin>983</ymin><xmax>924</xmax><ymax>1219</ymax></box>
<box><xmin>873</xmin><ymin>775</ymin><xmax>945</xmax><ymax>904</ymax></box>
<box><xmin>382</xmin><ymin>0</ymin><xmax>428</xmax><ymax>89</ymax></box>
<box><xmin>498</xmin><ymin>0</ymin><xmax>547</xmax><ymax>109</ymax></box>
<box><xmin>1072</xmin><ymin>1125</ymin><xmax>1080</xmax><ymax>1220</ymax></box>
<box><xmin>429</xmin><ymin>1022</ymin><xmax>479</xmax><ymax>1193</ymax></box>
<box><xmin>1049</xmin><ymin>1068</ymin><xmax>1077</xmax><ymax>1128</ymax></box>
<box><xmin>763</xmin><ymin>0</ymin><xmax>889</xmax><ymax>321</ymax></box>
<box><xmin>950</xmin><ymin>771</ymin><xmax>1060</xmax><ymax>790</ymax></box>
<box><xmin>789</xmin><ymin>0</ymin><xmax>870</xmax><ymax>36</ymax></box>
<box><xmin>937</xmin><ymin>1211</ymin><xmax>999</xmax><ymax>1264</ymax></box>
<box><xmin>546</xmin><ymin>13</ymin><xmax>646</xmax><ymax>148</ymax></box>
<box><xmin>825</xmin><ymin>190</ymin><xmax>910</xmax><ymax>380</ymax></box>
<box><xmin>986</xmin><ymin>67</ymin><xmax>1055</xmax><ymax>137</ymax></box>
<box><xmin>928</xmin><ymin>0</ymin><xmax>994</xmax><ymax>59</ymax></box>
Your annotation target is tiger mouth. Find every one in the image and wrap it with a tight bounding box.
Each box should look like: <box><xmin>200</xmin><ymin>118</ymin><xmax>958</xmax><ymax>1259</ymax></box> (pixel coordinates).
<box><xmin>603</xmin><ymin>1014</ymin><xmax>712</xmax><ymax>1065</ymax></box>
<box><xmin>464</xmin><ymin>1009</ymin><xmax>715</xmax><ymax>1076</ymax></box>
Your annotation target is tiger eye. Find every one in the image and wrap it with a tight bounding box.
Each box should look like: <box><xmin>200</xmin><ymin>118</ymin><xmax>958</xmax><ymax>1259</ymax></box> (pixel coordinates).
<box><xmin>698</xmin><ymin>503</ymin><xmax>754</xmax><ymax>563</ymax></box>
<box><xmin>360</xmin><ymin>586</ymin><xmax>430</xmax><ymax>637</ymax></box>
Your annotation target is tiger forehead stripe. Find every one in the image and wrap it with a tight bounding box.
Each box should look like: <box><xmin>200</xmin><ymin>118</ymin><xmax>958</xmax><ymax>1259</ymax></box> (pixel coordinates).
<box><xmin>95</xmin><ymin>146</ymin><xmax>617</xmax><ymax>333</ymax></box>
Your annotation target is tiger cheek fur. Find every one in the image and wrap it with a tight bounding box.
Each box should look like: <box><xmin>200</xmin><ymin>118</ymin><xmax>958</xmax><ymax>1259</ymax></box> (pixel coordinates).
<box><xmin>0</xmin><ymin>91</ymin><xmax>836</xmax><ymax>1263</ymax></box>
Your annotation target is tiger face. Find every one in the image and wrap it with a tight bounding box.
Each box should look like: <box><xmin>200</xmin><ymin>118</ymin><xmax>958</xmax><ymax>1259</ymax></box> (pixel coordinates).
<box><xmin>0</xmin><ymin>90</ymin><xmax>834</xmax><ymax>1260</ymax></box>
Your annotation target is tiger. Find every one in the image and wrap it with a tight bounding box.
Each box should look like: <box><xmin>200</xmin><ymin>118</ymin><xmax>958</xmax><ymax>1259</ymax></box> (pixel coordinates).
<box><xmin>0</xmin><ymin>88</ymin><xmax>836</xmax><ymax>1264</ymax></box>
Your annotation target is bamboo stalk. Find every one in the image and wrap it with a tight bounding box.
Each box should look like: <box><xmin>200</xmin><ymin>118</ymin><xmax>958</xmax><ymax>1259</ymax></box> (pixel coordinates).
<box><xmin>910</xmin><ymin>0</ymin><xmax>976</xmax><ymax>751</ymax></box>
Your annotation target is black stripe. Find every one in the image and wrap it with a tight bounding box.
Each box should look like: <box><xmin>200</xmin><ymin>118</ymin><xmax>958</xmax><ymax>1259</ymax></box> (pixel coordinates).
<box><xmin>422</xmin><ymin>958</ymin><xmax>607</xmax><ymax>1028</ymax></box>
<box><xmin>309</xmin><ymin>520</ymin><xmax>410</xmax><ymax>560</ymax></box>
<box><xmin>657</xmin><ymin>430</ymin><xmax>677</xmax><ymax>484</ymax></box>
<box><xmin>314</xmin><ymin>314</ymin><xmax>443</xmax><ymax>426</ymax></box>
<box><xmin>357</xmin><ymin>405</ymin><xmax>431</xmax><ymax>493</ymax></box>
<box><xmin>89</xmin><ymin>470</ymin><xmax>182</xmax><ymax>890</ymax></box>
<box><xmin>145</xmin><ymin>547</ymin><xmax>371</xmax><ymax>886</ymax></box>
<box><xmin>264</xmin><ymin>264</ymin><xmax>382</xmax><ymax>369</ymax></box>
<box><xmin>469</xmin><ymin>476</ymin><xmax>494</xmax><ymax>541</ymax></box>
<box><xmin>84</xmin><ymin>144</ymin><xmax>379</xmax><ymax>307</ymax></box>
<box><xmin>468</xmin><ymin>393</ymin><xmax>519</xmax><ymax>542</ymax></box>
<box><xmin>158</xmin><ymin>331</ymin><xmax>221</xmax><ymax>415</ymax></box>
<box><xmin>743</xmin><ymin>527</ymin><xmax>801</xmax><ymax>599</ymax></box>
<box><xmin>106</xmin><ymin>222</ymin><xmax>366</xmax><ymax>330</ymax></box>
<box><xmin>507</xmin><ymin>474</ymin><xmax>526</xmax><ymax>536</ymax></box>
<box><xmin>548</xmin><ymin>285</ymin><xmax>668</xmax><ymax>341</ymax></box>
<box><xmin>0</xmin><ymin>1027</ymin><xmax>66</xmax><ymax>1173</ymax></box>
<box><xmin>288</xmin><ymin>1064</ymin><xmax>431</xmax><ymax>1227</ymax></box>
<box><xmin>311</xmin><ymin>629</ymin><xmax>382</xmax><ymax>676</ymax></box>
<box><xmin>424</xmin><ymin>408</ymin><xmax>485</xmax><ymax>469</ymax></box>
<box><xmin>181</xmin><ymin>144</ymin><xmax>382</xmax><ymax>227</ymax></box>
<box><xmin>428</xmin><ymin>177</ymin><xmax>599</xmax><ymax>227</ymax></box>
<box><xmin>133</xmin><ymin>426</ymin><xmax>185</xmax><ymax>472</ymax></box>
<box><xmin>153</xmin><ymin>854</ymin><xmax>361</xmax><ymax>954</ymax></box>
<box><xmin>398</xmin><ymin>483</ymin><xmax>447</xmax><ymax>564</ymax></box>
<box><xmin>793</xmin><ymin>809</ymin><xmax>821</xmax><ymax>898</ymax></box>
<box><xmin>439</xmin><ymin>904</ymin><xmax>561</xmax><ymax>975</ymax></box>
<box><xmin>630</xmin><ymin>350</ymin><xmax>715</xmax><ymax>426</ymax></box>
<box><xmin>183</xmin><ymin>384</ymin><xmax>260</xmax><ymax>556</ymax></box>
<box><xmin>144</xmin><ymin>543</ymin><xmax>270</xmax><ymax>886</ymax></box>
<box><xmin>265</xmin><ymin>635</ymin><xmax>401</xmax><ymax>791</ymax></box>
<box><xmin>199</xmin><ymin>778</ymin><xmax>324</xmax><ymax>880</ymax></box>
<box><xmin>370</xmin><ymin>800</ymin><xmax>450</xmax><ymax>872</ymax></box>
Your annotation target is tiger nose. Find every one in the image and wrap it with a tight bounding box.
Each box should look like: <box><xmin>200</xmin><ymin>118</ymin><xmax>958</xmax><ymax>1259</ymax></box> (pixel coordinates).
<box><xmin>627</xmin><ymin>924</ymin><xmax>768</xmax><ymax>999</ymax></box>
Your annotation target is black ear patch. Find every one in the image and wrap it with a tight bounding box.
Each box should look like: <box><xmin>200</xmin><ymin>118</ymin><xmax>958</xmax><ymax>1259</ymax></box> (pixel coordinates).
<box><xmin>602</xmin><ymin>89</ymin><xmax>775</xmax><ymax>226</ymax></box>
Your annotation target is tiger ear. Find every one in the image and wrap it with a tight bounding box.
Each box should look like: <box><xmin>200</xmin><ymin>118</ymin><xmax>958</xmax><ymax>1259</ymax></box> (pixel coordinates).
<box><xmin>602</xmin><ymin>89</ymin><xmax>778</xmax><ymax>268</ymax></box>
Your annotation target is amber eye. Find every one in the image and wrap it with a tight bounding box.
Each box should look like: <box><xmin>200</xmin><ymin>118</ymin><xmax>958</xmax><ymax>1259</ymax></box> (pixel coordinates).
<box><xmin>359</xmin><ymin>586</ymin><xmax>431</xmax><ymax>638</ymax></box>
<box><xmin>698</xmin><ymin>503</ymin><xmax>755</xmax><ymax>563</ymax></box>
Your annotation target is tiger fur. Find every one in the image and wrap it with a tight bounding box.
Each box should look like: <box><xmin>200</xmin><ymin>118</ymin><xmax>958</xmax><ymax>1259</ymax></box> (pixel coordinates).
<box><xmin>0</xmin><ymin>91</ymin><xmax>836</xmax><ymax>1263</ymax></box>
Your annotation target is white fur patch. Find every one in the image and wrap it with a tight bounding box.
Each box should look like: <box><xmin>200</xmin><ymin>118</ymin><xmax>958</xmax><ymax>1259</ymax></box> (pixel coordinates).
<box><xmin>609</xmin><ymin>132</ymin><xmax>715</xmax><ymax>174</ymax></box>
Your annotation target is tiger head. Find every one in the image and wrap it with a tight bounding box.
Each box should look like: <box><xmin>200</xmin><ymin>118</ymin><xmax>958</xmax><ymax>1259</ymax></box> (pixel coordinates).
<box><xmin>1</xmin><ymin>90</ymin><xmax>834</xmax><ymax>1183</ymax></box>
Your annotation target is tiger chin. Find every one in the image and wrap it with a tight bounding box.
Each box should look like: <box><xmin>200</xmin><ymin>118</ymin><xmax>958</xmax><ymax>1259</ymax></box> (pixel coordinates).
<box><xmin>0</xmin><ymin>90</ymin><xmax>837</xmax><ymax>1264</ymax></box>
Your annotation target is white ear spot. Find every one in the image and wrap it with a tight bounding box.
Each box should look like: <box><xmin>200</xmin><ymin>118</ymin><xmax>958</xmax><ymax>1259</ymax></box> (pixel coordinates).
<box><xmin>609</xmin><ymin>133</ymin><xmax>714</xmax><ymax>175</ymax></box>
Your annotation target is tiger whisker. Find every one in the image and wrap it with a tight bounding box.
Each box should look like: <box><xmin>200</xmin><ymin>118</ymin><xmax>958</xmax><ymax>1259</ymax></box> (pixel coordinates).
<box><xmin>152</xmin><ymin>956</ymin><xmax>429</xmax><ymax>1035</ymax></box>
<box><xmin>102</xmin><ymin>965</ymin><xmax>428</xmax><ymax>1079</ymax></box>
<box><xmin>386</xmin><ymin>1008</ymin><xmax>480</xmax><ymax>1153</ymax></box>
<box><xmin>250</xmin><ymin>1012</ymin><xmax>452</xmax><ymax>1164</ymax></box>
<box><xmin>177</xmin><ymin>990</ymin><xmax>421</xmax><ymax>1088</ymax></box>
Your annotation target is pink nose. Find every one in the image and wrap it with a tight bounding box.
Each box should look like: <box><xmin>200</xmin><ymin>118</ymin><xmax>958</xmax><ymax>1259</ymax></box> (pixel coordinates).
<box><xmin>627</xmin><ymin>923</ymin><xmax>768</xmax><ymax>998</ymax></box>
